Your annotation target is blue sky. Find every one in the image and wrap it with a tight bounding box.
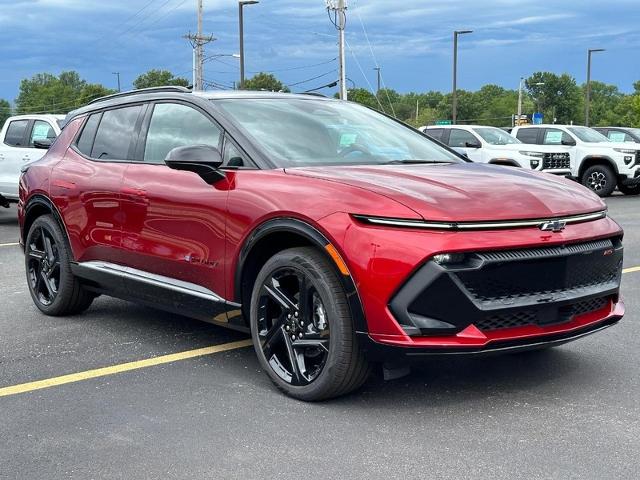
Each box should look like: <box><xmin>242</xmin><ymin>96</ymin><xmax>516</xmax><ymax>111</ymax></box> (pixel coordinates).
<box><xmin>0</xmin><ymin>0</ymin><xmax>639</xmax><ymax>104</ymax></box>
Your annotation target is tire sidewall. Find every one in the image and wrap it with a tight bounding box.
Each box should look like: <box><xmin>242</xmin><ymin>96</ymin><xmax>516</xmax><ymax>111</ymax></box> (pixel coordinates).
<box><xmin>249</xmin><ymin>248</ymin><xmax>351</xmax><ymax>401</ymax></box>
<box><xmin>25</xmin><ymin>215</ymin><xmax>74</xmax><ymax>314</ymax></box>
<box><xmin>582</xmin><ymin>165</ymin><xmax>616</xmax><ymax>197</ymax></box>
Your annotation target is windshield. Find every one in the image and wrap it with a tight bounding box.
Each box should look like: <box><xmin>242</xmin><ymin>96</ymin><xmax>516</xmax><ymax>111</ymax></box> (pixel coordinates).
<box><xmin>473</xmin><ymin>127</ymin><xmax>521</xmax><ymax>145</ymax></box>
<box><xmin>215</xmin><ymin>98</ymin><xmax>462</xmax><ymax>167</ymax></box>
<box><xmin>629</xmin><ymin>128</ymin><xmax>640</xmax><ymax>139</ymax></box>
<box><xmin>568</xmin><ymin>126</ymin><xmax>610</xmax><ymax>143</ymax></box>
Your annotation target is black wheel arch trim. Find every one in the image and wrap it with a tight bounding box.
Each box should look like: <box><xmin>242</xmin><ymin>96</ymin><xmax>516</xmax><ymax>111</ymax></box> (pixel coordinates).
<box><xmin>580</xmin><ymin>156</ymin><xmax>619</xmax><ymax>175</ymax></box>
<box><xmin>235</xmin><ymin>217</ymin><xmax>368</xmax><ymax>333</ymax></box>
<box><xmin>23</xmin><ymin>194</ymin><xmax>72</xmax><ymax>254</ymax></box>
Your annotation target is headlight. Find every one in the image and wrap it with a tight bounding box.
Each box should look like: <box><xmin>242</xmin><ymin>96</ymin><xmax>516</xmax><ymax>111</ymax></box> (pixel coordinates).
<box><xmin>614</xmin><ymin>148</ymin><xmax>638</xmax><ymax>155</ymax></box>
<box><xmin>519</xmin><ymin>151</ymin><xmax>545</xmax><ymax>158</ymax></box>
<box><xmin>432</xmin><ymin>253</ymin><xmax>466</xmax><ymax>265</ymax></box>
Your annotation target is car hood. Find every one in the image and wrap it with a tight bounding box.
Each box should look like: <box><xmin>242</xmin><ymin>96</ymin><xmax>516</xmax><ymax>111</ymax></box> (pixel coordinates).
<box><xmin>285</xmin><ymin>163</ymin><xmax>605</xmax><ymax>222</ymax></box>
<box><xmin>492</xmin><ymin>144</ymin><xmax>570</xmax><ymax>153</ymax></box>
<box><xmin>582</xmin><ymin>141</ymin><xmax>639</xmax><ymax>150</ymax></box>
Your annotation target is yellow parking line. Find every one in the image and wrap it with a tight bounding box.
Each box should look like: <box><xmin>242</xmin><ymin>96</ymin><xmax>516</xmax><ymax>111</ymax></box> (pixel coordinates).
<box><xmin>0</xmin><ymin>339</ymin><xmax>252</xmax><ymax>398</ymax></box>
<box><xmin>0</xmin><ymin>242</ymin><xmax>19</xmax><ymax>247</ymax></box>
<box><xmin>1</xmin><ymin>263</ymin><xmax>640</xmax><ymax>399</ymax></box>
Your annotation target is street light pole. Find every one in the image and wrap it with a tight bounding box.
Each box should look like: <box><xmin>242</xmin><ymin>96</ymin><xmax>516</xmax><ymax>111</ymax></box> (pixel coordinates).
<box><xmin>452</xmin><ymin>30</ymin><xmax>472</xmax><ymax>125</ymax></box>
<box><xmin>517</xmin><ymin>77</ymin><xmax>524</xmax><ymax>126</ymax></box>
<box><xmin>374</xmin><ymin>67</ymin><xmax>381</xmax><ymax>94</ymax></box>
<box><xmin>112</xmin><ymin>72</ymin><xmax>121</xmax><ymax>92</ymax></box>
<box><xmin>239</xmin><ymin>0</ymin><xmax>259</xmax><ymax>89</ymax></box>
<box><xmin>586</xmin><ymin>48</ymin><xmax>605</xmax><ymax>127</ymax></box>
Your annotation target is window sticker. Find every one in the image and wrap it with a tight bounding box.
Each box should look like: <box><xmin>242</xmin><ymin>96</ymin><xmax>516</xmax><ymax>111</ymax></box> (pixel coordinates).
<box><xmin>545</xmin><ymin>131</ymin><xmax>563</xmax><ymax>144</ymax></box>
<box><xmin>608</xmin><ymin>132</ymin><xmax>626</xmax><ymax>142</ymax></box>
<box><xmin>340</xmin><ymin>133</ymin><xmax>357</xmax><ymax>147</ymax></box>
<box><xmin>32</xmin><ymin>123</ymin><xmax>51</xmax><ymax>141</ymax></box>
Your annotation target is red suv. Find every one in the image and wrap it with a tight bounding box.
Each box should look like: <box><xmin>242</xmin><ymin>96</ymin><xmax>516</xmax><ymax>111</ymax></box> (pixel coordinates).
<box><xmin>19</xmin><ymin>87</ymin><xmax>624</xmax><ymax>400</ymax></box>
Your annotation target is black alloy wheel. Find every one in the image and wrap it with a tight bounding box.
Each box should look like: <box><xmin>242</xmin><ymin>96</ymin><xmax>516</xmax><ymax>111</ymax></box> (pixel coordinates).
<box><xmin>256</xmin><ymin>267</ymin><xmax>330</xmax><ymax>386</ymax></box>
<box><xmin>581</xmin><ymin>164</ymin><xmax>616</xmax><ymax>197</ymax></box>
<box><xmin>27</xmin><ymin>225</ymin><xmax>61</xmax><ymax>306</ymax></box>
<box><xmin>250</xmin><ymin>247</ymin><xmax>369</xmax><ymax>401</ymax></box>
<box><xmin>25</xmin><ymin>215</ymin><xmax>95</xmax><ymax>316</ymax></box>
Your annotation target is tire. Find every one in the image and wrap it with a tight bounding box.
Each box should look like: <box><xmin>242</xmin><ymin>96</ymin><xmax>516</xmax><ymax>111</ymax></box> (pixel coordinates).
<box><xmin>250</xmin><ymin>247</ymin><xmax>370</xmax><ymax>401</ymax></box>
<box><xmin>618</xmin><ymin>183</ymin><xmax>640</xmax><ymax>196</ymax></box>
<box><xmin>581</xmin><ymin>164</ymin><xmax>616</xmax><ymax>197</ymax></box>
<box><xmin>25</xmin><ymin>215</ymin><xmax>95</xmax><ymax>316</ymax></box>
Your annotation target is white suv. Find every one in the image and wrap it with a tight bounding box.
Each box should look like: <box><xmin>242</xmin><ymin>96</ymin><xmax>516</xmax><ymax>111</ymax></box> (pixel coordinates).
<box><xmin>0</xmin><ymin>114</ymin><xmax>64</xmax><ymax>206</ymax></box>
<box><xmin>421</xmin><ymin>125</ymin><xmax>572</xmax><ymax>176</ymax></box>
<box><xmin>511</xmin><ymin>124</ymin><xmax>640</xmax><ymax>197</ymax></box>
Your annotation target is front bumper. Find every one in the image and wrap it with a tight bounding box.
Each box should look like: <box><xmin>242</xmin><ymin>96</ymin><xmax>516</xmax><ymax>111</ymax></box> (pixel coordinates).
<box><xmin>360</xmin><ymin>236</ymin><xmax>624</xmax><ymax>359</ymax></box>
<box><xmin>621</xmin><ymin>168</ymin><xmax>640</xmax><ymax>186</ymax></box>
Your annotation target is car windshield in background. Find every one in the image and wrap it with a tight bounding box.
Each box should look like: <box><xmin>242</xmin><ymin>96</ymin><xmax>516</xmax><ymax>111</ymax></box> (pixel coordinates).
<box><xmin>473</xmin><ymin>127</ymin><xmax>521</xmax><ymax>145</ymax></box>
<box><xmin>215</xmin><ymin>98</ymin><xmax>462</xmax><ymax>167</ymax></box>
<box><xmin>568</xmin><ymin>126</ymin><xmax>610</xmax><ymax>143</ymax></box>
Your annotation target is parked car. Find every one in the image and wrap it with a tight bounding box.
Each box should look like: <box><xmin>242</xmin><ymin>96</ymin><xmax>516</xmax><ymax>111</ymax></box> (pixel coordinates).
<box><xmin>19</xmin><ymin>87</ymin><xmax>625</xmax><ymax>400</ymax></box>
<box><xmin>593</xmin><ymin>127</ymin><xmax>640</xmax><ymax>144</ymax></box>
<box><xmin>420</xmin><ymin>125</ymin><xmax>572</xmax><ymax>176</ymax></box>
<box><xmin>512</xmin><ymin>124</ymin><xmax>640</xmax><ymax>197</ymax></box>
<box><xmin>0</xmin><ymin>114</ymin><xmax>64</xmax><ymax>207</ymax></box>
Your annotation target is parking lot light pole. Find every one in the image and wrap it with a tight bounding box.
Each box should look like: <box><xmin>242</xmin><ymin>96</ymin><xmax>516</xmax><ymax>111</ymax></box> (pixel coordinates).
<box><xmin>517</xmin><ymin>79</ymin><xmax>544</xmax><ymax>125</ymax></box>
<box><xmin>586</xmin><ymin>48</ymin><xmax>605</xmax><ymax>127</ymax></box>
<box><xmin>452</xmin><ymin>30</ymin><xmax>472</xmax><ymax>125</ymax></box>
<box><xmin>239</xmin><ymin>0</ymin><xmax>259</xmax><ymax>89</ymax></box>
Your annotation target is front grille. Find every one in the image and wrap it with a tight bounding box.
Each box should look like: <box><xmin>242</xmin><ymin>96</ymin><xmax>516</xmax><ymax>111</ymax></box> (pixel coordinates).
<box><xmin>636</xmin><ymin>151</ymin><xmax>640</xmax><ymax>167</ymax></box>
<box><xmin>543</xmin><ymin>152</ymin><xmax>570</xmax><ymax>170</ymax></box>
<box><xmin>476</xmin><ymin>296</ymin><xmax>610</xmax><ymax>332</ymax></box>
<box><xmin>454</xmin><ymin>240</ymin><xmax>621</xmax><ymax>304</ymax></box>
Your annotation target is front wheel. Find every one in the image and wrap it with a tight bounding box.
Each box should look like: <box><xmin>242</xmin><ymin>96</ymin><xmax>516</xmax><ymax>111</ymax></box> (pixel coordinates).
<box><xmin>581</xmin><ymin>164</ymin><xmax>616</xmax><ymax>197</ymax></box>
<box><xmin>250</xmin><ymin>247</ymin><xmax>369</xmax><ymax>401</ymax></box>
<box><xmin>618</xmin><ymin>183</ymin><xmax>640</xmax><ymax>196</ymax></box>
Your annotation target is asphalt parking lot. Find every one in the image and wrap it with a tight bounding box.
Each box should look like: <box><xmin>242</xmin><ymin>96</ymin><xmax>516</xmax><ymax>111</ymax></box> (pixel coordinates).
<box><xmin>1</xmin><ymin>197</ymin><xmax>639</xmax><ymax>480</ymax></box>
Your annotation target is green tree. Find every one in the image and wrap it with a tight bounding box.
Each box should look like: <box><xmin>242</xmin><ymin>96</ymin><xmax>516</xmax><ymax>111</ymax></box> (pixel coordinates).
<box><xmin>15</xmin><ymin>71</ymin><xmax>115</xmax><ymax>114</ymax></box>
<box><xmin>242</xmin><ymin>72</ymin><xmax>290</xmax><ymax>92</ymax></box>
<box><xmin>525</xmin><ymin>72</ymin><xmax>582</xmax><ymax>124</ymax></box>
<box><xmin>582</xmin><ymin>81</ymin><xmax>623</xmax><ymax>126</ymax></box>
<box><xmin>346</xmin><ymin>88</ymin><xmax>379</xmax><ymax>109</ymax></box>
<box><xmin>0</xmin><ymin>99</ymin><xmax>11</xmax><ymax>127</ymax></box>
<box><xmin>133</xmin><ymin>69</ymin><xmax>190</xmax><ymax>89</ymax></box>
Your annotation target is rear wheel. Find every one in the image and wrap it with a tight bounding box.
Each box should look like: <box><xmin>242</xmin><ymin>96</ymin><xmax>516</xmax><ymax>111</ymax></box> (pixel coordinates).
<box><xmin>250</xmin><ymin>247</ymin><xmax>369</xmax><ymax>401</ymax></box>
<box><xmin>25</xmin><ymin>215</ymin><xmax>95</xmax><ymax>316</ymax></box>
<box><xmin>581</xmin><ymin>164</ymin><xmax>616</xmax><ymax>197</ymax></box>
<box><xmin>618</xmin><ymin>183</ymin><xmax>640</xmax><ymax>196</ymax></box>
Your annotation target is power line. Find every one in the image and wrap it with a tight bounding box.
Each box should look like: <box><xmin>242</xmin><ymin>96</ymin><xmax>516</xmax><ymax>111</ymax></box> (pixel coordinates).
<box><xmin>344</xmin><ymin>38</ymin><xmax>386</xmax><ymax>113</ymax></box>
<box><xmin>287</xmin><ymin>69</ymin><xmax>337</xmax><ymax>88</ymax></box>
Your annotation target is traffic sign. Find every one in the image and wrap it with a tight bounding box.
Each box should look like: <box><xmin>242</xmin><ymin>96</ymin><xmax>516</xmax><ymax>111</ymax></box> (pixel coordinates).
<box><xmin>436</xmin><ymin>120</ymin><xmax>452</xmax><ymax>125</ymax></box>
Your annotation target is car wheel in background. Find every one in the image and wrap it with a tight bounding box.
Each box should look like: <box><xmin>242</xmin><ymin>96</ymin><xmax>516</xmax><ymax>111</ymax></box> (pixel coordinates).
<box><xmin>250</xmin><ymin>247</ymin><xmax>370</xmax><ymax>401</ymax></box>
<box><xmin>581</xmin><ymin>164</ymin><xmax>616</xmax><ymax>197</ymax></box>
<box><xmin>618</xmin><ymin>183</ymin><xmax>640</xmax><ymax>196</ymax></box>
<box><xmin>25</xmin><ymin>215</ymin><xmax>95</xmax><ymax>316</ymax></box>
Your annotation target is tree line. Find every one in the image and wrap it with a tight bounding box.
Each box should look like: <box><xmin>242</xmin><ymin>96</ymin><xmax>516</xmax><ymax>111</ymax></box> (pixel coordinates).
<box><xmin>2</xmin><ymin>69</ymin><xmax>639</xmax><ymax>130</ymax></box>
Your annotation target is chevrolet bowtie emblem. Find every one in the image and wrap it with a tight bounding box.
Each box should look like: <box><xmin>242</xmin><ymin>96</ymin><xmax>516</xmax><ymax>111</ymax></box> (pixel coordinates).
<box><xmin>539</xmin><ymin>220</ymin><xmax>567</xmax><ymax>232</ymax></box>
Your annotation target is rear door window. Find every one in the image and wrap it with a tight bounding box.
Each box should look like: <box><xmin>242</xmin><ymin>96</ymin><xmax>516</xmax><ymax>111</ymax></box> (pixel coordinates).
<box><xmin>425</xmin><ymin>128</ymin><xmax>444</xmax><ymax>141</ymax></box>
<box><xmin>91</xmin><ymin>105</ymin><xmax>143</xmax><ymax>160</ymax></box>
<box><xmin>4</xmin><ymin>119</ymin><xmax>29</xmax><ymax>147</ymax></box>
<box><xmin>515</xmin><ymin>128</ymin><xmax>539</xmax><ymax>144</ymax></box>
<box><xmin>608</xmin><ymin>130</ymin><xmax>633</xmax><ymax>142</ymax></box>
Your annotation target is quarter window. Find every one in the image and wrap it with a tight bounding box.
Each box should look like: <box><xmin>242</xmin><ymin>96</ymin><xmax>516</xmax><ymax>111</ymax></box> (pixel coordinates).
<box><xmin>223</xmin><ymin>137</ymin><xmax>246</xmax><ymax>167</ymax></box>
<box><xmin>143</xmin><ymin>103</ymin><xmax>222</xmax><ymax>164</ymax></box>
<box><xmin>91</xmin><ymin>105</ymin><xmax>143</xmax><ymax>160</ymax></box>
<box><xmin>4</xmin><ymin>120</ymin><xmax>29</xmax><ymax>147</ymax></box>
<box><xmin>448</xmin><ymin>129</ymin><xmax>478</xmax><ymax>148</ymax></box>
<box><xmin>76</xmin><ymin>114</ymin><xmax>101</xmax><ymax>156</ymax></box>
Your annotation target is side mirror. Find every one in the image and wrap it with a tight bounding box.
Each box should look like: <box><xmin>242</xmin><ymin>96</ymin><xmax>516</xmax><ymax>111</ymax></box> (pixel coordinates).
<box><xmin>465</xmin><ymin>141</ymin><xmax>481</xmax><ymax>148</ymax></box>
<box><xmin>33</xmin><ymin>138</ymin><xmax>53</xmax><ymax>150</ymax></box>
<box><xmin>561</xmin><ymin>139</ymin><xmax>576</xmax><ymax>146</ymax></box>
<box><xmin>164</xmin><ymin>145</ymin><xmax>225</xmax><ymax>184</ymax></box>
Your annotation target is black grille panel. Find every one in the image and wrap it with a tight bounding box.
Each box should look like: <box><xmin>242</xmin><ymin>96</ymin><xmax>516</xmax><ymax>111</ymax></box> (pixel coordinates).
<box><xmin>455</xmin><ymin>240</ymin><xmax>621</xmax><ymax>304</ymax></box>
<box><xmin>543</xmin><ymin>152</ymin><xmax>570</xmax><ymax>170</ymax></box>
<box><xmin>476</xmin><ymin>296</ymin><xmax>610</xmax><ymax>332</ymax></box>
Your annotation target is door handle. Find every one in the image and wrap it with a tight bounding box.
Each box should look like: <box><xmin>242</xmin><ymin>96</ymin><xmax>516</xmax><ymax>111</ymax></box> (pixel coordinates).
<box><xmin>22</xmin><ymin>157</ymin><xmax>31</xmax><ymax>161</ymax></box>
<box><xmin>122</xmin><ymin>187</ymin><xmax>147</xmax><ymax>196</ymax></box>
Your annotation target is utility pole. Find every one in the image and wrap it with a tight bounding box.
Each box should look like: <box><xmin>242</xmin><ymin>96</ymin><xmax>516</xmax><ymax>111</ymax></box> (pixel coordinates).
<box><xmin>327</xmin><ymin>0</ymin><xmax>347</xmax><ymax>100</ymax></box>
<box><xmin>184</xmin><ymin>0</ymin><xmax>215</xmax><ymax>91</ymax></box>
<box><xmin>586</xmin><ymin>48</ymin><xmax>605</xmax><ymax>127</ymax></box>
<box><xmin>112</xmin><ymin>72</ymin><xmax>121</xmax><ymax>92</ymax></box>
<box><xmin>239</xmin><ymin>1</ymin><xmax>259</xmax><ymax>89</ymax></box>
<box><xmin>517</xmin><ymin>77</ymin><xmax>524</xmax><ymax>125</ymax></box>
<box><xmin>374</xmin><ymin>67</ymin><xmax>381</xmax><ymax>94</ymax></box>
<box><xmin>452</xmin><ymin>30</ymin><xmax>472</xmax><ymax>124</ymax></box>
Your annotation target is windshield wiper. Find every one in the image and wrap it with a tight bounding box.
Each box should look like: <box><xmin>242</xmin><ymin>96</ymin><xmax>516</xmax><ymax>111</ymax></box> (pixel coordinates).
<box><xmin>382</xmin><ymin>159</ymin><xmax>451</xmax><ymax>165</ymax></box>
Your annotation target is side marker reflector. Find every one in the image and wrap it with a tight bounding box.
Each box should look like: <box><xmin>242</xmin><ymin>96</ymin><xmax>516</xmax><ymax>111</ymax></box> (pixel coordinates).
<box><xmin>325</xmin><ymin>244</ymin><xmax>350</xmax><ymax>276</ymax></box>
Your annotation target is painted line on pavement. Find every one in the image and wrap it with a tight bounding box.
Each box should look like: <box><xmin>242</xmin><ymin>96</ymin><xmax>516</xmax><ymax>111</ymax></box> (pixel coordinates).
<box><xmin>0</xmin><ymin>242</ymin><xmax>19</xmax><ymax>247</ymax></box>
<box><xmin>0</xmin><ymin>339</ymin><xmax>252</xmax><ymax>398</ymax></box>
<box><xmin>0</xmin><ymin>265</ymin><xmax>639</xmax><ymax>399</ymax></box>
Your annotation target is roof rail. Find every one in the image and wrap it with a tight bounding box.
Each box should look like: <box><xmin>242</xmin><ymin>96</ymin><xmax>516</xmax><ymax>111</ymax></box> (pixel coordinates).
<box><xmin>88</xmin><ymin>86</ymin><xmax>192</xmax><ymax>105</ymax></box>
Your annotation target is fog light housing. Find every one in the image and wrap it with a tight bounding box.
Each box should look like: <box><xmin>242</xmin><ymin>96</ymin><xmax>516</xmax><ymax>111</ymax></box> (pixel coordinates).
<box><xmin>624</xmin><ymin>156</ymin><xmax>633</xmax><ymax>164</ymax></box>
<box><xmin>432</xmin><ymin>253</ymin><xmax>465</xmax><ymax>265</ymax></box>
<box><xmin>530</xmin><ymin>159</ymin><xmax>540</xmax><ymax>169</ymax></box>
